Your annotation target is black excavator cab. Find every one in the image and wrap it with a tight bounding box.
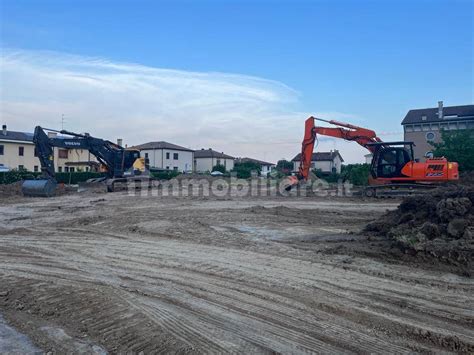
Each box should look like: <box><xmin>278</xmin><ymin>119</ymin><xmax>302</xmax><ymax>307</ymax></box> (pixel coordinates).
<box><xmin>367</xmin><ymin>142</ymin><xmax>415</xmax><ymax>179</ymax></box>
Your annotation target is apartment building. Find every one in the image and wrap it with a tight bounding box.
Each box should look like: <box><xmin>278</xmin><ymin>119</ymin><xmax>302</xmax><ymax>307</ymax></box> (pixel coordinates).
<box><xmin>402</xmin><ymin>101</ymin><xmax>474</xmax><ymax>161</ymax></box>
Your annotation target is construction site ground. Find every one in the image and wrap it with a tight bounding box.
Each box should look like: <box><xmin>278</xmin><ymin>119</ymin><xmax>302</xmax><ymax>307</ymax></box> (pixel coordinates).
<box><xmin>0</xmin><ymin>190</ymin><xmax>473</xmax><ymax>353</ymax></box>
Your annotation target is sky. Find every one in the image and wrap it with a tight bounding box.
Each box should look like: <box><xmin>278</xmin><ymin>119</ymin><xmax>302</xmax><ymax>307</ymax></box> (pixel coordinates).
<box><xmin>1</xmin><ymin>0</ymin><xmax>472</xmax><ymax>163</ymax></box>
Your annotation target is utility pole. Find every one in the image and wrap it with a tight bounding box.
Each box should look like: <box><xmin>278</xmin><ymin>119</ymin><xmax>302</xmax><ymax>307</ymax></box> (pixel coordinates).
<box><xmin>61</xmin><ymin>114</ymin><xmax>66</xmax><ymax>130</ymax></box>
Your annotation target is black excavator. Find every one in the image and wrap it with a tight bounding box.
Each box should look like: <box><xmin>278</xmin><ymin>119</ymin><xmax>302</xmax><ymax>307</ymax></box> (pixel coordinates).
<box><xmin>22</xmin><ymin>126</ymin><xmax>148</xmax><ymax>197</ymax></box>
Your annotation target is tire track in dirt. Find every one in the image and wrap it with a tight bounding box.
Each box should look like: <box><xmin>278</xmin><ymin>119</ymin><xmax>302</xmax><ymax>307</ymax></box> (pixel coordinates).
<box><xmin>1</xmin><ymin>195</ymin><xmax>473</xmax><ymax>353</ymax></box>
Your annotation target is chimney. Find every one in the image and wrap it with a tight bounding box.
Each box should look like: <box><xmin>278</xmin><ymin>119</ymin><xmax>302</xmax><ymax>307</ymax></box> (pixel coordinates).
<box><xmin>117</xmin><ymin>138</ymin><xmax>123</xmax><ymax>147</ymax></box>
<box><xmin>438</xmin><ymin>101</ymin><xmax>444</xmax><ymax>119</ymax></box>
<box><xmin>2</xmin><ymin>125</ymin><xmax>6</xmax><ymax>136</ymax></box>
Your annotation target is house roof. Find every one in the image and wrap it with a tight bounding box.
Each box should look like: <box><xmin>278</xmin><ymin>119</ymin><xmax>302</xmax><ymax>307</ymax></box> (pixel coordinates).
<box><xmin>235</xmin><ymin>157</ymin><xmax>275</xmax><ymax>166</ymax></box>
<box><xmin>0</xmin><ymin>130</ymin><xmax>34</xmax><ymax>143</ymax></box>
<box><xmin>291</xmin><ymin>151</ymin><xmax>344</xmax><ymax>162</ymax></box>
<box><xmin>194</xmin><ymin>148</ymin><xmax>234</xmax><ymax>159</ymax></box>
<box><xmin>129</xmin><ymin>141</ymin><xmax>194</xmax><ymax>152</ymax></box>
<box><xmin>401</xmin><ymin>104</ymin><xmax>474</xmax><ymax>125</ymax></box>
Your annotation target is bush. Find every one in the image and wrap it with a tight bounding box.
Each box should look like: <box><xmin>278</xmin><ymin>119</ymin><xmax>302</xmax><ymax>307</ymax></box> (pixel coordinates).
<box><xmin>341</xmin><ymin>164</ymin><xmax>370</xmax><ymax>186</ymax></box>
<box><xmin>0</xmin><ymin>170</ymin><xmax>107</xmax><ymax>185</ymax></box>
<box><xmin>276</xmin><ymin>160</ymin><xmax>293</xmax><ymax>175</ymax></box>
<box><xmin>312</xmin><ymin>169</ymin><xmax>341</xmax><ymax>183</ymax></box>
<box><xmin>0</xmin><ymin>169</ymin><xmax>41</xmax><ymax>184</ymax></box>
<box><xmin>212</xmin><ymin>164</ymin><xmax>226</xmax><ymax>173</ymax></box>
<box><xmin>231</xmin><ymin>161</ymin><xmax>261</xmax><ymax>179</ymax></box>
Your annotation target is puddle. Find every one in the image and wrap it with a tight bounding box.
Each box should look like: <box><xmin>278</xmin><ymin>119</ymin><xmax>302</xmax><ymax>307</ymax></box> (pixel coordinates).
<box><xmin>236</xmin><ymin>225</ymin><xmax>284</xmax><ymax>240</ymax></box>
<box><xmin>0</xmin><ymin>314</ymin><xmax>42</xmax><ymax>354</ymax></box>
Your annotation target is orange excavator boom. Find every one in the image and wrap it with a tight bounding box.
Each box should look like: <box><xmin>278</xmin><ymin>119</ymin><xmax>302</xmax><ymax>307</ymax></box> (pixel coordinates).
<box><xmin>297</xmin><ymin>116</ymin><xmax>383</xmax><ymax>181</ymax></box>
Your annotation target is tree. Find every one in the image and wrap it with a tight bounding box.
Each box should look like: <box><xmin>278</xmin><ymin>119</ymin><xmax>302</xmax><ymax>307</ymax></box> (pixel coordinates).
<box><xmin>341</xmin><ymin>164</ymin><xmax>370</xmax><ymax>186</ymax></box>
<box><xmin>231</xmin><ymin>161</ymin><xmax>261</xmax><ymax>179</ymax></box>
<box><xmin>430</xmin><ymin>129</ymin><xmax>474</xmax><ymax>171</ymax></box>
<box><xmin>211</xmin><ymin>164</ymin><xmax>226</xmax><ymax>173</ymax></box>
<box><xmin>276</xmin><ymin>160</ymin><xmax>293</xmax><ymax>175</ymax></box>
<box><xmin>312</xmin><ymin>169</ymin><xmax>340</xmax><ymax>183</ymax></box>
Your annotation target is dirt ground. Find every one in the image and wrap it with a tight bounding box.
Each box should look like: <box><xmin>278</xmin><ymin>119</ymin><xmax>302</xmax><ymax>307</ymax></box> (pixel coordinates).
<box><xmin>0</xmin><ymin>191</ymin><xmax>473</xmax><ymax>353</ymax></box>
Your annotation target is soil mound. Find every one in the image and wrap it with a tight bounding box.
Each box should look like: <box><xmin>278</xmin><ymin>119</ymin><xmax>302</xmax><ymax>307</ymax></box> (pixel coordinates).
<box><xmin>0</xmin><ymin>182</ymin><xmax>23</xmax><ymax>197</ymax></box>
<box><xmin>365</xmin><ymin>178</ymin><xmax>474</xmax><ymax>269</ymax></box>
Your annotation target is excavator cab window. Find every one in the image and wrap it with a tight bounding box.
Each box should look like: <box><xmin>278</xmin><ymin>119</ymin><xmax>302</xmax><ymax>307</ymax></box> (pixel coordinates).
<box><xmin>376</xmin><ymin>147</ymin><xmax>411</xmax><ymax>178</ymax></box>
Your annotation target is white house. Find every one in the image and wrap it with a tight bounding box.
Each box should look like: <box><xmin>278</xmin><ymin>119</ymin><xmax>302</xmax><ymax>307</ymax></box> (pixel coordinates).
<box><xmin>235</xmin><ymin>157</ymin><xmax>275</xmax><ymax>177</ymax></box>
<box><xmin>194</xmin><ymin>149</ymin><xmax>234</xmax><ymax>172</ymax></box>
<box><xmin>130</xmin><ymin>141</ymin><xmax>194</xmax><ymax>172</ymax></box>
<box><xmin>292</xmin><ymin>150</ymin><xmax>344</xmax><ymax>174</ymax></box>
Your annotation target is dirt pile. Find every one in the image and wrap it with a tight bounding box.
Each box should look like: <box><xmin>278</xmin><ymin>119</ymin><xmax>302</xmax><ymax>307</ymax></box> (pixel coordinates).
<box><xmin>365</xmin><ymin>182</ymin><xmax>474</xmax><ymax>268</ymax></box>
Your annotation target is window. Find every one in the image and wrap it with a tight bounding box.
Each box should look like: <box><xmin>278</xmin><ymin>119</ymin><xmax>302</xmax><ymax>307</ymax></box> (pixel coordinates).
<box><xmin>18</xmin><ymin>165</ymin><xmax>24</xmax><ymax>170</ymax></box>
<box><xmin>173</xmin><ymin>153</ymin><xmax>179</xmax><ymax>160</ymax></box>
<box><xmin>58</xmin><ymin>149</ymin><xmax>68</xmax><ymax>159</ymax></box>
<box><xmin>34</xmin><ymin>166</ymin><xmax>39</xmax><ymax>172</ymax></box>
<box><xmin>421</xmin><ymin>115</ymin><xmax>427</xmax><ymax>121</ymax></box>
<box><xmin>166</xmin><ymin>166</ymin><xmax>170</xmax><ymax>170</ymax></box>
<box><xmin>58</xmin><ymin>167</ymin><xmax>63</xmax><ymax>172</ymax></box>
<box><xmin>166</xmin><ymin>152</ymin><xmax>170</xmax><ymax>159</ymax></box>
<box><xmin>426</xmin><ymin>132</ymin><xmax>435</xmax><ymax>142</ymax></box>
<box><xmin>0</xmin><ymin>145</ymin><xmax>4</xmax><ymax>155</ymax></box>
<box><xmin>69</xmin><ymin>167</ymin><xmax>75</xmax><ymax>172</ymax></box>
<box><xmin>145</xmin><ymin>152</ymin><xmax>149</xmax><ymax>158</ymax></box>
<box><xmin>34</xmin><ymin>148</ymin><xmax>38</xmax><ymax>157</ymax></box>
<box><xmin>64</xmin><ymin>167</ymin><xmax>69</xmax><ymax>172</ymax></box>
<box><xmin>19</xmin><ymin>146</ymin><xmax>24</xmax><ymax>156</ymax></box>
<box><xmin>173</xmin><ymin>167</ymin><xmax>178</xmax><ymax>171</ymax></box>
<box><xmin>85</xmin><ymin>167</ymin><xmax>89</xmax><ymax>172</ymax></box>
<box><xmin>216</xmin><ymin>159</ymin><xmax>221</xmax><ymax>165</ymax></box>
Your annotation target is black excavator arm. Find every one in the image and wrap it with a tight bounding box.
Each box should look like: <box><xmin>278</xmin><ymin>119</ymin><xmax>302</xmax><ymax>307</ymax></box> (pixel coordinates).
<box><xmin>23</xmin><ymin>126</ymin><xmax>143</xmax><ymax>196</ymax></box>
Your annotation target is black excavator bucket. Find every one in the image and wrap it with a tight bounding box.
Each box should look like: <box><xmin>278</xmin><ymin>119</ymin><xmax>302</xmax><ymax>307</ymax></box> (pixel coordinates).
<box><xmin>22</xmin><ymin>179</ymin><xmax>57</xmax><ymax>197</ymax></box>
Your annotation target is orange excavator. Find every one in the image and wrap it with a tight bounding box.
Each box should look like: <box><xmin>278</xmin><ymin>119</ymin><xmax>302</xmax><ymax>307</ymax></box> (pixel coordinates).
<box><xmin>288</xmin><ymin>116</ymin><xmax>459</xmax><ymax>197</ymax></box>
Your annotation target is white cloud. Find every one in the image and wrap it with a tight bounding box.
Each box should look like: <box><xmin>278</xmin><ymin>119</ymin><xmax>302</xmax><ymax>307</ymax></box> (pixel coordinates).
<box><xmin>0</xmin><ymin>48</ymin><xmax>366</xmax><ymax>163</ymax></box>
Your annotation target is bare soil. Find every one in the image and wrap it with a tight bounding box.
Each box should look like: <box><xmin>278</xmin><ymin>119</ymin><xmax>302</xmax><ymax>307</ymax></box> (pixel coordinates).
<box><xmin>0</xmin><ymin>191</ymin><xmax>473</xmax><ymax>353</ymax></box>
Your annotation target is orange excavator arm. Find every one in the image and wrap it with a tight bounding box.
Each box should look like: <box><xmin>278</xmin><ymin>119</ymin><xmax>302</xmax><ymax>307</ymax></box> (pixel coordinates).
<box><xmin>296</xmin><ymin>116</ymin><xmax>383</xmax><ymax>181</ymax></box>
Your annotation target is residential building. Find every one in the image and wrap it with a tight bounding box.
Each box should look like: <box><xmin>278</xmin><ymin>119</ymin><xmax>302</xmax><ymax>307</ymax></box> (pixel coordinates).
<box><xmin>194</xmin><ymin>148</ymin><xmax>234</xmax><ymax>172</ymax></box>
<box><xmin>130</xmin><ymin>141</ymin><xmax>194</xmax><ymax>172</ymax></box>
<box><xmin>402</xmin><ymin>101</ymin><xmax>474</xmax><ymax>161</ymax></box>
<box><xmin>0</xmin><ymin>125</ymin><xmax>98</xmax><ymax>172</ymax></box>
<box><xmin>235</xmin><ymin>157</ymin><xmax>275</xmax><ymax>177</ymax></box>
<box><xmin>291</xmin><ymin>150</ymin><xmax>344</xmax><ymax>174</ymax></box>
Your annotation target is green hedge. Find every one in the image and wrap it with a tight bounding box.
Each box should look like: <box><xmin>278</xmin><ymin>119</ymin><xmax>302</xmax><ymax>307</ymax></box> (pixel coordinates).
<box><xmin>0</xmin><ymin>170</ymin><xmax>106</xmax><ymax>185</ymax></box>
<box><xmin>150</xmin><ymin>171</ymin><xmax>181</xmax><ymax>180</ymax></box>
<box><xmin>0</xmin><ymin>170</ymin><xmax>41</xmax><ymax>184</ymax></box>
